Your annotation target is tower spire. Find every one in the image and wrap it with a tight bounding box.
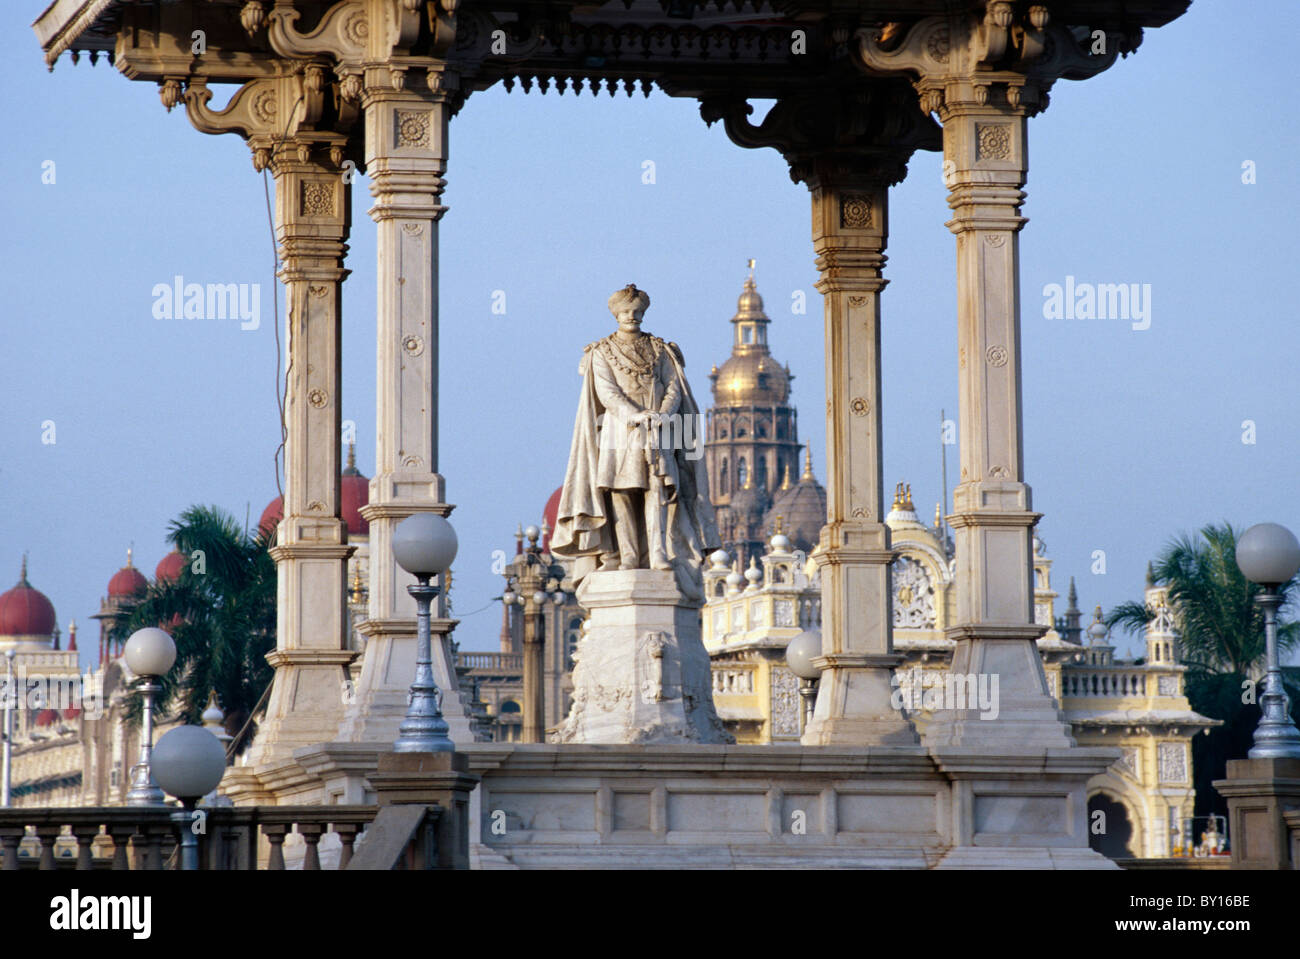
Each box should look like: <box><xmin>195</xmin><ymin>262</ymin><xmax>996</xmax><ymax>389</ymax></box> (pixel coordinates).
<box><xmin>18</xmin><ymin>553</ymin><xmax>28</xmax><ymax>587</ymax></box>
<box><xmin>802</xmin><ymin>443</ymin><xmax>814</xmax><ymax>481</ymax></box>
<box><xmin>780</xmin><ymin>461</ymin><xmax>793</xmax><ymax>491</ymax></box>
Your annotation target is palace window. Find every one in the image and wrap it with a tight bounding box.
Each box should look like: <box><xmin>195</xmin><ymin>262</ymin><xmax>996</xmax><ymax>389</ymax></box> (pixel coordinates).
<box><xmin>737</xmin><ymin>458</ymin><xmax>748</xmax><ymax>488</ymax></box>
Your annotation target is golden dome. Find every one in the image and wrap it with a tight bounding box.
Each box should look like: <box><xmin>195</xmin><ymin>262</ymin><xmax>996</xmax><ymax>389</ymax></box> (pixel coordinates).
<box><xmin>710</xmin><ymin>268</ymin><xmax>792</xmax><ymax>406</ymax></box>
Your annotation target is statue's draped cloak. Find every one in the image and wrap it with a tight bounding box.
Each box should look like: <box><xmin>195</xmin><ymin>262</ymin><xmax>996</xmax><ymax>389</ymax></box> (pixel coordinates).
<box><xmin>551</xmin><ymin>334</ymin><xmax>719</xmax><ymax>586</ymax></box>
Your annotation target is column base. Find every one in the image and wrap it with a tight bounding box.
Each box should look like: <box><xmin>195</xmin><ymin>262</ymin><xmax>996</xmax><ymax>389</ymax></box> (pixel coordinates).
<box><xmin>802</xmin><ymin>654</ymin><xmax>918</xmax><ymax>746</ymax></box>
<box><xmin>922</xmin><ymin>626</ymin><xmax>1073</xmax><ymax>749</ymax></box>
<box><xmin>245</xmin><ymin>649</ymin><xmax>358</xmax><ymax>767</ymax></box>
<box><xmin>336</xmin><ymin>618</ymin><xmax>477</xmax><ymax>747</ymax></box>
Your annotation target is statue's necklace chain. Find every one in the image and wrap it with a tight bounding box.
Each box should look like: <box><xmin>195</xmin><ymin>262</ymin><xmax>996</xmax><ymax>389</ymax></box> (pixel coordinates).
<box><xmin>603</xmin><ymin>335</ymin><xmax>657</xmax><ymax>378</ymax></box>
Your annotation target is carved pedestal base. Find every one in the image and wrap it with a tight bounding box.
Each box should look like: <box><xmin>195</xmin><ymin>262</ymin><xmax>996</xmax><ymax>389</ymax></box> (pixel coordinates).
<box><xmin>923</xmin><ymin>628</ymin><xmax>1073</xmax><ymax>749</ymax></box>
<box><xmin>553</xmin><ymin>570</ymin><xmax>733</xmax><ymax>745</ymax></box>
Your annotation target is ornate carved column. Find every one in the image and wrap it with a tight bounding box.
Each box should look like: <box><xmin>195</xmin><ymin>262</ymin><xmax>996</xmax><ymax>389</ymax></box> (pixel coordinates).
<box><xmin>859</xmin><ymin>3</ymin><xmax>1129</xmax><ymax>747</ymax></box>
<box><xmin>341</xmin><ymin>60</ymin><xmax>475</xmax><ymax>747</ymax></box>
<box><xmin>702</xmin><ymin>84</ymin><xmax>937</xmax><ymax>744</ymax></box>
<box><xmin>182</xmin><ymin>71</ymin><xmax>360</xmax><ymax>764</ymax></box>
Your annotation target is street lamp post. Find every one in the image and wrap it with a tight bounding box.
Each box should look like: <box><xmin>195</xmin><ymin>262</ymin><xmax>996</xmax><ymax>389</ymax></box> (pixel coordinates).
<box><xmin>1236</xmin><ymin>522</ymin><xmax>1300</xmax><ymax>759</ymax></box>
<box><xmin>392</xmin><ymin>513</ymin><xmax>459</xmax><ymax>753</ymax></box>
<box><xmin>786</xmin><ymin>629</ymin><xmax>824</xmax><ymax>733</ymax></box>
<box><xmin>503</xmin><ymin>524</ymin><xmax>566</xmax><ymax>744</ymax></box>
<box><xmin>123</xmin><ymin>627</ymin><xmax>177</xmax><ymax>807</ymax></box>
<box><xmin>152</xmin><ymin>724</ymin><xmax>227</xmax><ymax>870</ymax></box>
<box><xmin>1</xmin><ymin>649</ymin><xmax>14</xmax><ymax>807</ymax></box>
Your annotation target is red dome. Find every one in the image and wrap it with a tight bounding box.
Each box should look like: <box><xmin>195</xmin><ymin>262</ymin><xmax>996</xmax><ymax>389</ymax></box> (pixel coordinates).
<box><xmin>258</xmin><ymin>497</ymin><xmax>283</xmax><ymax>539</ymax></box>
<box><xmin>341</xmin><ymin>473</ymin><xmax>370</xmax><ymax>536</ymax></box>
<box><xmin>155</xmin><ymin>550</ymin><xmax>187</xmax><ymax>583</ymax></box>
<box><xmin>35</xmin><ymin>708</ymin><xmax>58</xmax><ymax>727</ymax></box>
<box><xmin>0</xmin><ymin>561</ymin><xmax>57</xmax><ymax>638</ymax></box>
<box><xmin>107</xmin><ymin>549</ymin><xmax>148</xmax><ymax>598</ymax></box>
<box><xmin>62</xmin><ymin>707</ymin><xmax>81</xmax><ymax>721</ymax></box>
<box><xmin>260</xmin><ymin>464</ymin><xmax>370</xmax><ymax>539</ymax></box>
<box><xmin>542</xmin><ymin>487</ymin><xmax>562</xmax><ymax>550</ymax></box>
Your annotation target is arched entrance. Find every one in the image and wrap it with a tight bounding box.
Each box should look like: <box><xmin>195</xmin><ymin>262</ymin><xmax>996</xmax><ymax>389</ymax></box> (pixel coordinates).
<box><xmin>1088</xmin><ymin>793</ymin><xmax>1135</xmax><ymax>859</ymax></box>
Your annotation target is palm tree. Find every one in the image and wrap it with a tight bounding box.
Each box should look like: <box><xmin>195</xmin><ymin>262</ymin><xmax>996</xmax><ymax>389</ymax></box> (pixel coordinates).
<box><xmin>112</xmin><ymin>505</ymin><xmax>277</xmax><ymax>754</ymax></box>
<box><xmin>1106</xmin><ymin>522</ymin><xmax>1300</xmax><ymax>823</ymax></box>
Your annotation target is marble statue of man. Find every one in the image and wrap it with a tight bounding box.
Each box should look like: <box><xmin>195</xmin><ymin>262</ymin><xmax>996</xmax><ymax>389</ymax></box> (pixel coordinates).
<box><xmin>551</xmin><ymin>284</ymin><xmax>720</xmax><ymax>598</ymax></box>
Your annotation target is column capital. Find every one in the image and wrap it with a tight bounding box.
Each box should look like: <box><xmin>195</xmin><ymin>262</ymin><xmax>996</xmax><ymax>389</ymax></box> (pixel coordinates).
<box><xmin>699</xmin><ymin>79</ymin><xmax>939</xmax><ymax>189</ymax></box>
<box><xmin>855</xmin><ymin>4</ymin><xmax>1139</xmax><ymax>122</ymax></box>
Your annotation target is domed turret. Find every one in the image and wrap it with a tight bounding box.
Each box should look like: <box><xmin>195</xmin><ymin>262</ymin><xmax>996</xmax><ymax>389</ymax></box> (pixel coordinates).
<box><xmin>710</xmin><ymin>274</ymin><xmax>792</xmax><ymax>407</ymax></box>
<box><xmin>764</xmin><ymin>445</ymin><xmax>827</xmax><ymax>555</ymax></box>
<box><xmin>155</xmin><ymin>550</ymin><xmax>187</xmax><ymax>584</ymax></box>
<box><xmin>107</xmin><ymin>548</ymin><xmax>148</xmax><ymax>599</ymax></box>
<box><xmin>0</xmin><ymin>557</ymin><xmax>57</xmax><ymax>644</ymax></box>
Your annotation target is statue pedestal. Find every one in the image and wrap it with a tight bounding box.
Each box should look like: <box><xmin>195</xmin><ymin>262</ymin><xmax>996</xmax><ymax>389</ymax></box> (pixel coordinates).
<box><xmin>553</xmin><ymin>570</ymin><xmax>733</xmax><ymax>745</ymax></box>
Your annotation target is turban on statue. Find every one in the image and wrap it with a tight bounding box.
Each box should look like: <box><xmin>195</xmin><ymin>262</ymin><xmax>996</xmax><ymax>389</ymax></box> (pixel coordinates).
<box><xmin>608</xmin><ymin>284</ymin><xmax>651</xmax><ymax>315</ymax></box>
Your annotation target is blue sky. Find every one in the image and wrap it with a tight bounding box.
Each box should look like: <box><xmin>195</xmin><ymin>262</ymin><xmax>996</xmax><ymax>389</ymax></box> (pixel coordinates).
<box><xmin>3</xmin><ymin>0</ymin><xmax>1297</xmax><ymax>664</ymax></box>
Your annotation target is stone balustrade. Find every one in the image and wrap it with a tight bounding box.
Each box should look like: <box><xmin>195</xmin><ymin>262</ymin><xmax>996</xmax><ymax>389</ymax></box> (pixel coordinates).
<box><xmin>1059</xmin><ymin>669</ymin><xmax>1150</xmax><ymax>699</ymax></box>
<box><xmin>457</xmin><ymin>652</ymin><xmax>524</xmax><ymax>672</ymax></box>
<box><xmin>0</xmin><ymin>806</ymin><xmax>379</xmax><ymax>870</ymax></box>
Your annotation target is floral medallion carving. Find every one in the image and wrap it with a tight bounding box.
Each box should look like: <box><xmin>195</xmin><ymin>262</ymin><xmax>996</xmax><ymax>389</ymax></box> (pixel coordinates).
<box><xmin>847</xmin><ymin>295</ymin><xmax>867</xmax><ymax>308</ymax></box>
<box><xmin>851</xmin><ymin>506</ymin><xmax>870</xmax><ymax>519</ymax></box>
<box><xmin>984</xmin><ymin>234</ymin><xmax>1007</xmax><ymax>247</ymax></box>
<box><xmin>308</xmin><ymin>388</ymin><xmax>329</xmax><ymax>408</ymax></box>
<box><xmin>839</xmin><ymin>193</ymin><xmax>873</xmax><ymax>229</ymax></box>
<box><xmin>342</xmin><ymin>9</ymin><xmax>368</xmax><ymax>47</ymax></box>
<box><xmin>401</xmin><ymin>223</ymin><xmax>424</xmax><ymax>236</ymax></box>
<box><xmin>975</xmin><ymin>123</ymin><xmax>1012</xmax><ymax>161</ymax></box>
<box><xmin>402</xmin><ymin>334</ymin><xmax>425</xmax><ymax>357</ymax></box>
<box><xmin>300</xmin><ymin>181</ymin><xmax>335</xmax><ymax>217</ymax></box>
<box><xmin>396</xmin><ymin>110</ymin><xmax>431</xmax><ymax>148</ymax></box>
<box><xmin>251</xmin><ymin>87</ymin><xmax>277</xmax><ymax>125</ymax></box>
<box><xmin>986</xmin><ymin>345</ymin><xmax>1009</xmax><ymax>367</ymax></box>
<box><xmin>926</xmin><ymin>25</ymin><xmax>951</xmax><ymax>63</ymax></box>
<box><xmin>850</xmin><ymin>396</ymin><xmax>870</xmax><ymax>416</ymax></box>
<box><xmin>308</xmin><ymin>285</ymin><xmax>328</xmax><ymax>298</ymax></box>
<box><xmin>988</xmin><ymin>465</ymin><xmax>1010</xmax><ymax>479</ymax></box>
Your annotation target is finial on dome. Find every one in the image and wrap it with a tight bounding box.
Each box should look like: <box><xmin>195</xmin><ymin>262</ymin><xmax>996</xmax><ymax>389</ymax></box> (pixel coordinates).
<box><xmin>344</xmin><ymin>439</ymin><xmax>359</xmax><ymax>475</ymax></box>
<box><xmin>1145</xmin><ymin>561</ymin><xmax>1155</xmax><ymax>586</ymax></box>
<box><xmin>775</xmin><ymin>515</ymin><xmax>785</xmax><ymax>535</ymax></box>
<box><xmin>747</xmin><ymin>257</ymin><xmax>756</xmax><ymax>281</ymax></box>
<box><xmin>18</xmin><ymin>553</ymin><xmax>29</xmax><ymax>587</ymax></box>
<box><xmin>802</xmin><ymin>444</ymin><xmax>814</xmax><ymax>481</ymax></box>
<box><xmin>349</xmin><ymin>564</ymin><xmax>365</xmax><ymax>604</ymax></box>
<box><xmin>904</xmin><ymin>484</ymin><xmax>913</xmax><ymax>511</ymax></box>
<box><xmin>780</xmin><ymin>462</ymin><xmax>793</xmax><ymax>491</ymax></box>
<box><xmin>126</xmin><ymin>546</ymin><xmax>134</xmax><ymax>568</ymax></box>
<box><xmin>934</xmin><ymin>502</ymin><xmax>942</xmax><ymax>530</ymax></box>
